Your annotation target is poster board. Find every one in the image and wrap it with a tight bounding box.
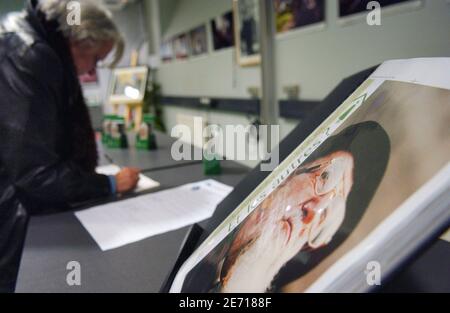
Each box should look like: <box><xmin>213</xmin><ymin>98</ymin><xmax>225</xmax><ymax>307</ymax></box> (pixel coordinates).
<box><xmin>168</xmin><ymin>58</ymin><xmax>450</xmax><ymax>293</ymax></box>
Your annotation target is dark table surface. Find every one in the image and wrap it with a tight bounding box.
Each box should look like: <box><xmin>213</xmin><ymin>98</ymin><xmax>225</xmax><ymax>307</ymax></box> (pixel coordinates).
<box><xmin>15</xmin><ymin>135</ymin><xmax>450</xmax><ymax>292</ymax></box>
<box><xmin>15</xmin><ymin>160</ymin><xmax>249</xmax><ymax>292</ymax></box>
<box><xmin>381</xmin><ymin>238</ymin><xmax>450</xmax><ymax>293</ymax></box>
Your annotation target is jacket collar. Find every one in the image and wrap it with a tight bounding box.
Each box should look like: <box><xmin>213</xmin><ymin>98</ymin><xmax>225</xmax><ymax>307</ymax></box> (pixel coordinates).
<box><xmin>24</xmin><ymin>0</ymin><xmax>80</xmax><ymax>98</ymax></box>
<box><xmin>24</xmin><ymin>0</ymin><xmax>51</xmax><ymax>43</ymax></box>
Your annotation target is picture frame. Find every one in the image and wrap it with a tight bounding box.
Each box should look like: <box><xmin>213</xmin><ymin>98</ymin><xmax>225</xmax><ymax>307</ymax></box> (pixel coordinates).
<box><xmin>339</xmin><ymin>0</ymin><xmax>415</xmax><ymax>17</ymax></box>
<box><xmin>337</xmin><ymin>0</ymin><xmax>422</xmax><ymax>26</ymax></box>
<box><xmin>189</xmin><ymin>25</ymin><xmax>208</xmax><ymax>57</ymax></box>
<box><xmin>108</xmin><ymin>66</ymin><xmax>149</xmax><ymax>105</ymax></box>
<box><xmin>233</xmin><ymin>0</ymin><xmax>261</xmax><ymax>67</ymax></box>
<box><xmin>173</xmin><ymin>34</ymin><xmax>190</xmax><ymax>60</ymax></box>
<box><xmin>160</xmin><ymin>40</ymin><xmax>174</xmax><ymax>62</ymax></box>
<box><xmin>274</xmin><ymin>0</ymin><xmax>326</xmax><ymax>35</ymax></box>
<box><xmin>211</xmin><ymin>11</ymin><xmax>235</xmax><ymax>51</ymax></box>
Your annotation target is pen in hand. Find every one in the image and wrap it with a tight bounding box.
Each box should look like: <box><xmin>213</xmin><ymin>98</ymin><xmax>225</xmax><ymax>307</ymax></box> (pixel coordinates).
<box><xmin>103</xmin><ymin>153</ymin><xmax>140</xmax><ymax>193</ymax></box>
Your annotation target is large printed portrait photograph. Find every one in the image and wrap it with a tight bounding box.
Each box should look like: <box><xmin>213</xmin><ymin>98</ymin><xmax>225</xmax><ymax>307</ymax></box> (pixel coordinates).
<box><xmin>180</xmin><ymin>121</ymin><xmax>390</xmax><ymax>292</ymax></box>
<box><xmin>174</xmin><ymin>79</ymin><xmax>450</xmax><ymax>293</ymax></box>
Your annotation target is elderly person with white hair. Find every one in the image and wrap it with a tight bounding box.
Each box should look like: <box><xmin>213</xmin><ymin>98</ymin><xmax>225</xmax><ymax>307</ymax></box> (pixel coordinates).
<box><xmin>0</xmin><ymin>0</ymin><xmax>140</xmax><ymax>291</ymax></box>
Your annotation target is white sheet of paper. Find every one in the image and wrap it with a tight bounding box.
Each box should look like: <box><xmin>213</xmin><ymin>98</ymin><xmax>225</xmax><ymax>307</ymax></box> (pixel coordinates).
<box><xmin>96</xmin><ymin>164</ymin><xmax>160</xmax><ymax>193</ymax></box>
<box><xmin>442</xmin><ymin>229</ymin><xmax>450</xmax><ymax>243</ymax></box>
<box><xmin>75</xmin><ymin>179</ymin><xmax>233</xmax><ymax>251</ymax></box>
<box><xmin>370</xmin><ymin>58</ymin><xmax>450</xmax><ymax>90</ymax></box>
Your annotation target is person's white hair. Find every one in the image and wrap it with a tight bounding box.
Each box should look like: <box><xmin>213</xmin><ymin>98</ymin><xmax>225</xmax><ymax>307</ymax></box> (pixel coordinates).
<box><xmin>38</xmin><ymin>0</ymin><xmax>124</xmax><ymax>67</ymax></box>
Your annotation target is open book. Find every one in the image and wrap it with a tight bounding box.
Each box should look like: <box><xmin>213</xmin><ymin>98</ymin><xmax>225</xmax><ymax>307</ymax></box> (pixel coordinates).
<box><xmin>169</xmin><ymin>58</ymin><xmax>450</xmax><ymax>293</ymax></box>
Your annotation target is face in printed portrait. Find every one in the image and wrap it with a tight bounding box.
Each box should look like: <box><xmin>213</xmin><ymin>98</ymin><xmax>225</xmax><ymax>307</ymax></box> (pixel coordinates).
<box><xmin>219</xmin><ymin>151</ymin><xmax>354</xmax><ymax>292</ymax></box>
<box><xmin>179</xmin><ymin>121</ymin><xmax>390</xmax><ymax>293</ymax></box>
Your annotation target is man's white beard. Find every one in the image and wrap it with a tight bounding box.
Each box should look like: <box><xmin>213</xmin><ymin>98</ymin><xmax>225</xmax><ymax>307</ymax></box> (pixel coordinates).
<box><xmin>221</xmin><ymin>217</ymin><xmax>308</xmax><ymax>293</ymax></box>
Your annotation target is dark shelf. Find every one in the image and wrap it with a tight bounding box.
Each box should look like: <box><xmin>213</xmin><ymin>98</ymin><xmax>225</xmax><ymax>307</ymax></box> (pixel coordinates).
<box><xmin>279</xmin><ymin>99</ymin><xmax>321</xmax><ymax>119</ymax></box>
<box><xmin>161</xmin><ymin>96</ymin><xmax>260</xmax><ymax>115</ymax></box>
<box><xmin>161</xmin><ymin>96</ymin><xmax>321</xmax><ymax>119</ymax></box>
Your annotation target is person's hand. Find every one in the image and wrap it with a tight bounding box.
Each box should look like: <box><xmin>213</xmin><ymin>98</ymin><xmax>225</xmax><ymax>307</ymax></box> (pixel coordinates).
<box><xmin>115</xmin><ymin>167</ymin><xmax>140</xmax><ymax>193</ymax></box>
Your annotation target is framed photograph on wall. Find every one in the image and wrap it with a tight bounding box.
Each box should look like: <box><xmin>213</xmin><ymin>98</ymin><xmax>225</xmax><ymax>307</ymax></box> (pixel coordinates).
<box><xmin>275</xmin><ymin>0</ymin><xmax>325</xmax><ymax>34</ymax></box>
<box><xmin>189</xmin><ymin>25</ymin><xmax>208</xmax><ymax>56</ymax></box>
<box><xmin>233</xmin><ymin>0</ymin><xmax>261</xmax><ymax>66</ymax></box>
<box><xmin>211</xmin><ymin>11</ymin><xmax>235</xmax><ymax>51</ymax></box>
<box><xmin>339</xmin><ymin>0</ymin><xmax>417</xmax><ymax>17</ymax></box>
<box><xmin>160</xmin><ymin>40</ymin><xmax>174</xmax><ymax>62</ymax></box>
<box><xmin>173</xmin><ymin>34</ymin><xmax>190</xmax><ymax>60</ymax></box>
<box><xmin>108</xmin><ymin>66</ymin><xmax>149</xmax><ymax>105</ymax></box>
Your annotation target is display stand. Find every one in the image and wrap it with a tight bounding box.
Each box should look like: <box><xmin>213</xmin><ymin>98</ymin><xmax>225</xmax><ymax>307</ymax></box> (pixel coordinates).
<box><xmin>160</xmin><ymin>66</ymin><xmax>378</xmax><ymax>292</ymax></box>
<box><xmin>163</xmin><ymin>62</ymin><xmax>450</xmax><ymax>293</ymax></box>
<box><xmin>108</xmin><ymin>52</ymin><xmax>149</xmax><ymax>131</ymax></box>
<box><xmin>160</xmin><ymin>224</ymin><xmax>205</xmax><ymax>293</ymax></box>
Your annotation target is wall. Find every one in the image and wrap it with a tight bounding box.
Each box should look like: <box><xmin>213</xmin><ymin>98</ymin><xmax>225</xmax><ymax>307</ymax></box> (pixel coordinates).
<box><xmin>155</xmin><ymin>0</ymin><xmax>261</xmax><ymax>98</ymax></box>
<box><xmin>276</xmin><ymin>0</ymin><xmax>450</xmax><ymax>100</ymax></box>
<box><xmin>149</xmin><ymin>0</ymin><xmax>450</xmax><ymax>149</ymax></box>
<box><xmin>143</xmin><ymin>0</ymin><xmax>263</xmax><ymax>167</ymax></box>
<box><xmin>4</xmin><ymin>1</ymin><xmax>449</xmax><ymax>165</ymax></box>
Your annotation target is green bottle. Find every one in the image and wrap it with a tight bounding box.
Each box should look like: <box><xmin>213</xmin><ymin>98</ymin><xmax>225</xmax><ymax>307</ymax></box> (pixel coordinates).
<box><xmin>108</xmin><ymin>116</ymin><xmax>128</xmax><ymax>149</ymax></box>
<box><xmin>136</xmin><ymin>114</ymin><xmax>157</xmax><ymax>150</ymax></box>
<box><xmin>102</xmin><ymin>115</ymin><xmax>113</xmax><ymax>145</ymax></box>
<box><xmin>203</xmin><ymin>154</ymin><xmax>222</xmax><ymax>175</ymax></box>
<box><xmin>202</xmin><ymin>126</ymin><xmax>221</xmax><ymax>175</ymax></box>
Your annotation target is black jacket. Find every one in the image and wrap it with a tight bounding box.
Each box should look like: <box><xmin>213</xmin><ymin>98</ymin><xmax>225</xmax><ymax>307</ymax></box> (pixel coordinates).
<box><xmin>0</xmin><ymin>0</ymin><xmax>112</xmax><ymax>290</ymax></box>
